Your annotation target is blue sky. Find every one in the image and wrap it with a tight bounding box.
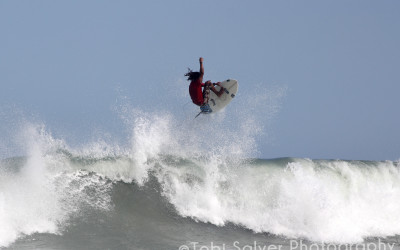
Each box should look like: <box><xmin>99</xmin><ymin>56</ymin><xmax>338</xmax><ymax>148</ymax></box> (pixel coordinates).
<box><xmin>1</xmin><ymin>1</ymin><xmax>399</xmax><ymax>160</ymax></box>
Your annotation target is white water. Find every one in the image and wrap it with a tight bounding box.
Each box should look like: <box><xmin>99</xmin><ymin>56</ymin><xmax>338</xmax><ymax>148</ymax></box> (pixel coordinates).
<box><xmin>3</xmin><ymin>85</ymin><xmax>400</xmax><ymax>246</ymax></box>
<box><xmin>158</xmin><ymin>158</ymin><xmax>400</xmax><ymax>243</ymax></box>
<box><xmin>0</xmin><ymin>125</ymin><xmax>112</xmax><ymax>247</ymax></box>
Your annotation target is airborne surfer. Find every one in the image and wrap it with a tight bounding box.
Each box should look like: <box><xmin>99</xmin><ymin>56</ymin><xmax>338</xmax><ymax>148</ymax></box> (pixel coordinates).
<box><xmin>186</xmin><ymin>57</ymin><xmax>224</xmax><ymax>113</ymax></box>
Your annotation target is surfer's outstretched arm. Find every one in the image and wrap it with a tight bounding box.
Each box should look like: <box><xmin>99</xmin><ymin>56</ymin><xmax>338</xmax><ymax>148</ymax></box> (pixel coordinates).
<box><xmin>199</xmin><ymin>57</ymin><xmax>204</xmax><ymax>82</ymax></box>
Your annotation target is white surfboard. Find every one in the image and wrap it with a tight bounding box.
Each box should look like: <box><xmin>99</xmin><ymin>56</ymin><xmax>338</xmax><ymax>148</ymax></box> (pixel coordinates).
<box><xmin>208</xmin><ymin>79</ymin><xmax>238</xmax><ymax>112</ymax></box>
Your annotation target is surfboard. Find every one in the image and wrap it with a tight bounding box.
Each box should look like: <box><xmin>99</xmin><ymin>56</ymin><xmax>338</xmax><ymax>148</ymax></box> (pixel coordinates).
<box><xmin>207</xmin><ymin>79</ymin><xmax>238</xmax><ymax>112</ymax></box>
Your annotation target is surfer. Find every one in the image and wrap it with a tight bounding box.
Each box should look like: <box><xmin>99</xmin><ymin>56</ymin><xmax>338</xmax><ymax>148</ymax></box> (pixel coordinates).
<box><xmin>186</xmin><ymin>57</ymin><xmax>224</xmax><ymax>113</ymax></box>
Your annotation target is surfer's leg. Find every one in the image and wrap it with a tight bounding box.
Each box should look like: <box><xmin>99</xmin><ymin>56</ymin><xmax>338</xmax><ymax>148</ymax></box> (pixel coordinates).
<box><xmin>202</xmin><ymin>83</ymin><xmax>211</xmax><ymax>104</ymax></box>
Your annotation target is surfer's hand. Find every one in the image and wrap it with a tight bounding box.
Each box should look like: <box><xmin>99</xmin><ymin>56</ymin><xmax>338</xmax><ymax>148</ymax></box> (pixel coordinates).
<box><xmin>199</xmin><ymin>57</ymin><xmax>203</xmax><ymax>63</ymax></box>
<box><xmin>216</xmin><ymin>82</ymin><xmax>221</xmax><ymax>86</ymax></box>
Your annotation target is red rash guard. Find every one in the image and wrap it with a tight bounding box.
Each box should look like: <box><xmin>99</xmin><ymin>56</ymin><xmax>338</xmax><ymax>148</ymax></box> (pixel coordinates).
<box><xmin>189</xmin><ymin>78</ymin><xmax>205</xmax><ymax>106</ymax></box>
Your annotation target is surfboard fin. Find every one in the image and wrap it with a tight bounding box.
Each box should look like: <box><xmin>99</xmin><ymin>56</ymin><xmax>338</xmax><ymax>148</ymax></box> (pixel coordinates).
<box><xmin>195</xmin><ymin>111</ymin><xmax>203</xmax><ymax>118</ymax></box>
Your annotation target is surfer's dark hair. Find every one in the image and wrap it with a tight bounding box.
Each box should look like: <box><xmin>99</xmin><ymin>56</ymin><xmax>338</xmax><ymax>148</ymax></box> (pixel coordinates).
<box><xmin>185</xmin><ymin>68</ymin><xmax>201</xmax><ymax>81</ymax></box>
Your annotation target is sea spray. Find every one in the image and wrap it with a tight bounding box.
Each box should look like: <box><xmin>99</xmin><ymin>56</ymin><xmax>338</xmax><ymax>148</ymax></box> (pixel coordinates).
<box><xmin>0</xmin><ymin>124</ymin><xmax>113</xmax><ymax>247</ymax></box>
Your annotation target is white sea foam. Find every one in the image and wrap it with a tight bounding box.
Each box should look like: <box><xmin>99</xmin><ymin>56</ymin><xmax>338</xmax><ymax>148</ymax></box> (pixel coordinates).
<box><xmin>0</xmin><ymin>124</ymin><xmax>112</xmax><ymax>247</ymax></box>
<box><xmin>9</xmin><ymin>84</ymin><xmax>396</xmax><ymax>246</ymax></box>
<box><xmin>2</xmin><ymin>111</ymin><xmax>399</xmax><ymax>246</ymax></box>
<box><xmin>158</xmin><ymin>158</ymin><xmax>400</xmax><ymax>243</ymax></box>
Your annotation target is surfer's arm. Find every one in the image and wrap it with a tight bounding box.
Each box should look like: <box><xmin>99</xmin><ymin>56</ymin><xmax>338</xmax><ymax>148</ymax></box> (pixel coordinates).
<box><xmin>199</xmin><ymin>57</ymin><xmax>204</xmax><ymax>82</ymax></box>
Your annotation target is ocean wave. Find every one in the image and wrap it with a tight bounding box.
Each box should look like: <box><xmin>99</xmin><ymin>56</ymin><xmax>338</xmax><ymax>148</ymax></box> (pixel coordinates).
<box><xmin>1</xmin><ymin>98</ymin><xmax>400</xmax><ymax>246</ymax></box>
<box><xmin>2</xmin><ymin>145</ymin><xmax>400</xmax><ymax>247</ymax></box>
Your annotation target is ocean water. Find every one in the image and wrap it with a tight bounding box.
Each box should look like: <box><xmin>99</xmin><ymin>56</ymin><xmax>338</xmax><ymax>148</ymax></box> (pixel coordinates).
<box><xmin>1</xmin><ymin>91</ymin><xmax>400</xmax><ymax>249</ymax></box>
